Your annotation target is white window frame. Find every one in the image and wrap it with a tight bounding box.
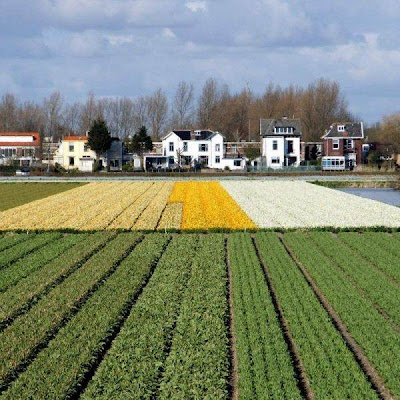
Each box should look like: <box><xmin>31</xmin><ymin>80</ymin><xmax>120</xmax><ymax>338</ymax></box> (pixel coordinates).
<box><xmin>183</xmin><ymin>142</ymin><xmax>188</xmax><ymax>152</ymax></box>
<box><xmin>215</xmin><ymin>143</ymin><xmax>220</xmax><ymax>152</ymax></box>
<box><xmin>234</xmin><ymin>159</ymin><xmax>241</xmax><ymax>167</ymax></box>
<box><xmin>272</xmin><ymin>140</ymin><xmax>278</xmax><ymax>151</ymax></box>
<box><xmin>215</xmin><ymin>155</ymin><xmax>220</xmax><ymax>164</ymax></box>
<box><xmin>271</xmin><ymin>157</ymin><xmax>280</xmax><ymax>164</ymax></box>
<box><xmin>337</xmin><ymin>125</ymin><xmax>345</xmax><ymax>132</ymax></box>
<box><xmin>332</xmin><ymin>139</ymin><xmax>339</xmax><ymax>150</ymax></box>
<box><xmin>344</xmin><ymin>139</ymin><xmax>353</xmax><ymax>150</ymax></box>
<box><xmin>169</xmin><ymin>142</ymin><xmax>174</xmax><ymax>152</ymax></box>
<box><xmin>199</xmin><ymin>143</ymin><xmax>208</xmax><ymax>152</ymax></box>
<box><xmin>69</xmin><ymin>144</ymin><xmax>74</xmax><ymax>152</ymax></box>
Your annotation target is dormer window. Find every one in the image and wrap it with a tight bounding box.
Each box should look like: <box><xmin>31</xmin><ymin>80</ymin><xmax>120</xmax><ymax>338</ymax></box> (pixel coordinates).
<box><xmin>274</xmin><ymin>127</ymin><xmax>293</xmax><ymax>134</ymax></box>
<box><xmin>337</xmin><ymin>125</ymin><xmax>345</xmax><ymax>132</ymax></box>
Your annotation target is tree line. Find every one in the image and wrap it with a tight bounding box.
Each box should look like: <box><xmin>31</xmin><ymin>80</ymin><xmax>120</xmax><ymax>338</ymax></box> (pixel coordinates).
<box><xmin>0</xmin><ymin>78</ymin><xmax>356</xmax><ymax>142</ymax></box>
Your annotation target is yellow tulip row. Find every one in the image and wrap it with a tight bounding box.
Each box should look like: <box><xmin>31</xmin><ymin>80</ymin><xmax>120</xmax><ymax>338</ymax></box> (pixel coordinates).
<box><xmin>0</xmin><ymin>181</ymin><xmax>256</xmax><ymax>231</ymax></box>
<box><xmin>168</xmin><ymin>181</ymin><xmax>256</xmax><ymax>230</ymax></box>
<box><xmin>157</xmin><ymin>203</ymin><xmax>183</xmax><ymax>230</ymax></box>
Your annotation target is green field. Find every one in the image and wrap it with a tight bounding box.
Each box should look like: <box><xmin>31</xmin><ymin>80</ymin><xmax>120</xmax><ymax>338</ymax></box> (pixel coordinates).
<box><xmin>0</xmin><ymin>182</ymin><xmax>84</xmax><ymax>211</ymax></box>
<box><xmin>0</xmin><ymin>230</ymin><xmax>399</xmax><ymax>399</ymax></box>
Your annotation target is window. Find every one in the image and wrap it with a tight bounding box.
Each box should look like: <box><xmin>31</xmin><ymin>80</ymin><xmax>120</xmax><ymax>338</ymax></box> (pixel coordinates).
<box><xmin>287</xmin><ymin>140</ymin><xmax>293</xmax><ymax>153</ymax></box>
<box><xmin>215</xmin><ymin>156</ymin><xmax>220</xmax><ymax>164</ymax></box>
<box><xmin>271</xmin><ymin>157</ymin><xmax>280</xmax><ymax>164</ymax></box>
<box><xmin>344</xmin><ymin>139</ymin><xmax>353</xmax><ymax>150</ymax></box>
<box><xmin>69</xmin><ymin>145</ymin><xmax>74</xmax><ymax>152</ymax></box>
<box><xmin>234</xmin><ymin>160</ymin><xmax>241</xmax><ymax>167</ymax></box>
<box><xmin>169</xmin><ymin>142</ymin><xmax>174</xmax><ymax>152</ymax></box>
<box><xmin>338</xmin><ymin>125</ymin><xmax>345</xmax><ymax>132</ymax></box>
<box><xmin>84</xmin><ymin>144</ymin><xmax>89</xmax><ymax>152</ymax></box>
<box><xmin>272</xmin><ymin>140</ymin><xmax>278</xmax><ymax>150</ymax></box>
<box><xmin>183</xmin><ymin>142</ymin><xmax>188</xmax><ymax>152</ymax></box>
<box><xmin>69</xmin><ymin>157</ymin><xmax>75</xmax><ymax>166</ymax></box>
<box><xmin>199</xmin><ymin>143</ymin><xmax>208</xmax><ymax>152</ymax></box>
<box><xmin>332</xmin><ymin>139</ymin><xmax>339</xmax><ymax>150</ymax></box>
<box><xmin>231</xmin><ymin>144</ymin><xmax>237</xmax><ymax>153</ymax></box>
<box><xmin>215</xmin><ymin>143</ymin><xmax>220</xmax><ymax>152</ymax></box>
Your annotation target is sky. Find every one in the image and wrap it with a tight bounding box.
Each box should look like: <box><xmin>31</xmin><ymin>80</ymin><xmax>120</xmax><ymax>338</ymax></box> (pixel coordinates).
<box><xmin>1</xmin><ymin>0</ymin><xmax>400</xmax><ymax>124</ymax></box>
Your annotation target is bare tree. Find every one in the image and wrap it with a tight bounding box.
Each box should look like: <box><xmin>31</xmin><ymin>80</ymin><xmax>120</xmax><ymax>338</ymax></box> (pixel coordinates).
<box><xmin>63</xmin><ymin>102</ymin><xmax>82</xmax><ymax>134</ymax></box>
<box><xmin>197</xmin><ymin>78</ymin><xmax>220</xmax><ymax>128</ymax></box>
<box><xmin>18</xmin><ymin>101</ymin><xmax>45</xmax><ymax>133</ymax></box>
<box><xmin>0</xmin><ymin>93</ymin><xmax>19</xmax><ymax>131</ymax></box>
<box><xmin>80</xmin><ymin>92</ymin><xmax>101</xmax><ymax>134</ymax></box>
<box><xmin>43</xmin><ymin>91</ymin><xmax>63</xmax><ymax>139</ymax></box>
<box><xmin>147</xmin><ymin>89</ymin><xmax>168</xmax><ymax>138</ymax></box>
<box><xmin>132</xmin><ymin>96</ymin><xmax>149</xmax><ymax>133</ymax></box>
<box><xmin>171</xmin><ymin>81</ymin><xmax>194</xmax><ymax>129</ymax></box>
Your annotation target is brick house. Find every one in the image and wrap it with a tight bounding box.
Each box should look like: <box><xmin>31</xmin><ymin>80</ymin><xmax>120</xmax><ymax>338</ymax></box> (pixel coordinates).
<box><xmin>321</xmin><ymin>122</ymin><xmax>364</xmax><ymax>170</ymax></box>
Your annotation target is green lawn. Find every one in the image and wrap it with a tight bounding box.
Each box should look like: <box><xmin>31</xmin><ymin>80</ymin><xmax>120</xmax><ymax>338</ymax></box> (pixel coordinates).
<box><xmin>0</xmin><ymin>183</ymin><xmax>85</xmax><ymax>211</ymax></box>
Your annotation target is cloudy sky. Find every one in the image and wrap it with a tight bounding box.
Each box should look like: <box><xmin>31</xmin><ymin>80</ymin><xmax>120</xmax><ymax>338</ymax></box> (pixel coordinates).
<box><xmin>1</xmin><ymin>0</ymin><xmax>399</xmax><ymax>123</ymax></box>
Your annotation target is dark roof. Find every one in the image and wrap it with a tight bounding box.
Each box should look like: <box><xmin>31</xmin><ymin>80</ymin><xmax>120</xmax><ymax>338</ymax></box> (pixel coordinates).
<box><xmin>172</xmin><ymin>130</ymin><xmax>191</xmax><ymax>140</ymax></box>
<box><xmin>193</xmin><ymin>130</ymin><xmax>215</xmax><ymax>140</ymax></box>
<box><xmin>323</xmin><ymin>122</ymin><xmax>364</xmax><ymax>139</ymax></box>
<box><xmin>260</xmin><ymin>118</ymin><xmax>302</xmax><ymax>136</ymax></box>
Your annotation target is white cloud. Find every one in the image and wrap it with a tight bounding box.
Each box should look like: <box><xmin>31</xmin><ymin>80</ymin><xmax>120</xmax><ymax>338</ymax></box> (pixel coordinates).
<box><xmin>185</xmin><ymin>1</ymin><xmax>207</xmax><ymax>12</ymax></box>
<box><xmin>162</xmin><ymin>28</ymin><xmax>176</xmax><ymax>39</ymax></box>
<box><xmin>106</xmin><ymin>34</ymin><xmax>134</xmax><ymax>46</ymax></box>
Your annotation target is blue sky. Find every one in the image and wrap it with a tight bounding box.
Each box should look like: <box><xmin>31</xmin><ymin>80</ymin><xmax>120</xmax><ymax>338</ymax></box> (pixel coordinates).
<box><xmin>1</xmin><ymin>0</ymin><xmax>399</xmax><ymax>123</ymax></box>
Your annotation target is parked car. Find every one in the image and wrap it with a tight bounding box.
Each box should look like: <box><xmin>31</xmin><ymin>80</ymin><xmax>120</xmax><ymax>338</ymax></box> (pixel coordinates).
<box><xmin>15</xmin><ymin>168</ymin><xmax>30</xmax><ymax>176</ymax></box>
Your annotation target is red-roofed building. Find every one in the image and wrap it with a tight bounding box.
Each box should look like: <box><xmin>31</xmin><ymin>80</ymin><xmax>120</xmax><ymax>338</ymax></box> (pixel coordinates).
<box><xmin>0</xmin><ymin>132</ymin><xmax>41</xmax><ymax>166</ymax></box>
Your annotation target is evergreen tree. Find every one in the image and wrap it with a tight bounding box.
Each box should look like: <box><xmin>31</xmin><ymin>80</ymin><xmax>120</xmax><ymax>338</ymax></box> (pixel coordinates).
<box><xmin>127</xmin><ymin>126</ymin><xmax>153</xmax><ymax>170</ymax></box>
<box><xmin>87</xmin><ymin>119</ymin><xmax>112</xmax><ymax>170</ymax></box>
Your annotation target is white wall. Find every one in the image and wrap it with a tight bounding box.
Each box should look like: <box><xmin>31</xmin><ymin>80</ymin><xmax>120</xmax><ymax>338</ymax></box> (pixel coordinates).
<box><xmin>162</xmin><ymin>132</ymin><xmax>228</xmax><ymax>169</ymax></box>
<box><xmin>262</xmin><ymin>136</ymin><xmax>301</xmax><ymax>168</ymax></box>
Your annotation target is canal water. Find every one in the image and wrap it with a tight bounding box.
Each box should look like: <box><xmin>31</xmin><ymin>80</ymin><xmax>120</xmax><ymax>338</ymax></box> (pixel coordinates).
<box><xmin>337</xmin><ymin>188</ymin><xmax>400</xmax><ymax>207</ymax></box>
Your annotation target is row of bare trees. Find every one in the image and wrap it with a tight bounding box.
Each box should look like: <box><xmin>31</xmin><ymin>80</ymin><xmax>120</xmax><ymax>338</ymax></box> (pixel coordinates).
<box><xmin>0</xmin><ymin>78</ymin><xmax>354</xmax><ymax>142</ymax></box>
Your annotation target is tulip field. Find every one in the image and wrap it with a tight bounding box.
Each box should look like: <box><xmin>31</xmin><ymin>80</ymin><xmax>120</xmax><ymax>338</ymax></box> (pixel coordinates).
<box><xmin>1</xmin><ymin>181</ymin><xmax>400</xmax><ymax>399</ymax></box>
<box><xmin>1</xmin><ymin>180</ymin><xmax>400</xmax><ymax>231</ymax></box>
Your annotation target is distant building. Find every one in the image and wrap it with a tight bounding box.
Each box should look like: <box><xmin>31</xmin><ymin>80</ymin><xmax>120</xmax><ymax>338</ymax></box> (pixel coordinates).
<box><xmin>0</xmin><ymin>132</ymin><xmax>41</xmax><ymax>167</ymax></box>
<box><xmin>321</xmin><ymin>122</ymin><xmax>364</xmax><ymax>170</ymax></box>
<box><xmin>260</xmin><ymin>118</ymin><xmax>302</xmax><ymax>168</ymax></box>
<box><xmin>54</xmin><ymin>135</ymin><xmax>125</xmax><ymax>171</ymax></box>
<box><xmin>146</xmin><ymin>129</ymin><xmax>246</xmax><ymax>170</ymax></box>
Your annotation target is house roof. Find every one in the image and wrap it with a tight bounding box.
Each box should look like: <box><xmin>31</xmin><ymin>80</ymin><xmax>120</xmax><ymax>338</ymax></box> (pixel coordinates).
<box><xmin>63</xmin><ymin>136</ymin><xmax>88</xmax><ymax>141</ymax></box>
<box><xmin>163</xmin><ymin>129</ymin><xmax>222</xmax><ymax>141</ymax></box>
<box><xmin>172</xmin><ymin>130</ymin><xmax>192</xmax><ymax>140</ymax></box>
<box><xmin>0</xmin><ymin>132</ymin><xmax>41</xmax><ymax>147</ymax></box>
<box><xmin>260</xmin><ymin>118</ymin><xmax>302</xmax><ymax>136</ymax></box>
<box><xmin>322</xmin><ymin>122</ymin><xmax>364</xmax><ymax>139</ymax></box>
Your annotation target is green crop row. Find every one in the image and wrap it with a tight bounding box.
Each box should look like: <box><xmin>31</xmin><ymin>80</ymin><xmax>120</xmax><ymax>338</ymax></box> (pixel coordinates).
<box><xmin>82</xmin><ymin>234</ymin><xmax>199</xmax><ymax>399</ymax></box>
<box><xmin>310</xmin><ymin>232</ymin><xmax>400</xmax><ymax>328</ymax></box>
<box><xmin>284</xmin><ymin>232</ymin><xmax>400</xmax><ymax>398</ymax></box>
<box><xmin>0</xmin><ymin>233</ymin><xmax>86</xmax><ymax>292</ymax></box>
<box><xmin>0</xmin><ymin>183</ymin><xmax>84</xmax><ymax>211</ymax></box>
<box><xmin>228</xmin><ymin>233</ymin><xmax>300</xmax><ymax>399</ymax></box>
<box><xmin>158</xmin><ymin>234</ymin><xmax>229</xmax><ymax>399</ymax></box>
<box><xmin>2</xmin><ymin>233</ymin><xmax>170</xmax><ymax>399</ymax></box>
<box><xmin>0</xmin><ymin>232</ymin><xmax>61</xmax><ymax>270</ymax></box>
<box><xmin>339</xmin><ymin>232</ymin><xmax>400</xmax><ymax>283</ymax></box>
<box><xmin>0</xmin><ymin>232</ymin><xmax>113</xmax><ymax>325</ymax></box>
<box><xmin>255</xmin><ymin>232</ymin><xmax>376</xmax><ymax>399</ymax></box>
<box><xmin>0</xmin><ymin>232</ymin><xmax>141</xmax><ymax>388</ymax></box>
<box><xmin>0</xmin><ymin>233</ymin><xmax>31</xmax><ymax>252</ymax></box>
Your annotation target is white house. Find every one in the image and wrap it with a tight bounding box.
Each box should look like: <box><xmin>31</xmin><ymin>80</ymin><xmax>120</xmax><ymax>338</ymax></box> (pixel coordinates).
<box><xmin>0</xmin><ymin>132</ymin><xmax>41</xmax><ymax>167</ymax></box>
<box><xmin>159</xmin><ymin>129</ymin><xmax>245</xmax><ymax>170</ymax></box>
<box><xmin>260</xmin><ymin>118</ymin><xmax>302</xmax><ymax>168</ymax></box>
